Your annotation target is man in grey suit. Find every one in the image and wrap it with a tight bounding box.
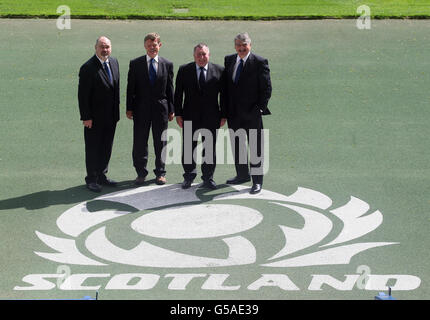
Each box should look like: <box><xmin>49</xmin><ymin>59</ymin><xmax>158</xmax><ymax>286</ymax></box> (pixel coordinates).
<box><xmin>174</xmin><ymin>43</ymin><xmax>226</xmax><ymax>190</ymax></box>
<box><xmin>224</xmin><ymin>33</ymin><xmax>272</xmax><ymax>194</ymax></box>
<box><xmin>78</xmin><ymin>36</ymin><xmax>120</xmax><ymax>192</ymax></box>
<box><xmin>127</xmin><ymin>33</ymin><xmax>175</xmax><ymax>186</ymax></box>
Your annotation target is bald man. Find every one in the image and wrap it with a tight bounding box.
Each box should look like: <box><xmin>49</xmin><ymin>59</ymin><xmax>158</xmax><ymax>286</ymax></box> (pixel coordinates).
<box><xmin>78</xmin><ymin>36</ymin><xmax>120</xmax><ymax>192</ymax></box>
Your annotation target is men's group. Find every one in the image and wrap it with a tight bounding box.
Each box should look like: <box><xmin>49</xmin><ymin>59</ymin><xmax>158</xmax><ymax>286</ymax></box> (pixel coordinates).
<box><xmin>78</xmin><ymin>32</ymin><xmax>272</xmax><ymax>195</ymax></box>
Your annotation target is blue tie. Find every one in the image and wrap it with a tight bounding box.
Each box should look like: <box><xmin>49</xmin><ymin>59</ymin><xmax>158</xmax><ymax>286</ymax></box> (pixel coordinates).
<box><xmin>103</xmin><ymin>61</ymin><xmax>112</xmax><ymax>84</ymax></box>
<box><xmin>234</xmin><ymin>59</ymin><xmax>243</xmax><ymax>84</ymax></box>
<box><xmin>149</xmin><ymin>58</ymin><xmax>156</xmax><ymax>85</ymax></box>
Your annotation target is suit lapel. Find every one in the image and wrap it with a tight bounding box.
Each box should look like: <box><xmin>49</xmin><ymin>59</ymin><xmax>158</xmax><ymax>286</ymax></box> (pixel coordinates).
<box><xmin>191</xmin><ymin>63</ymin><xmax>199</xmax><ymax>90</ymax></box>
<box><xmin>205</xmin><ymin>63</ymin><xmax>212</xmax><ymax>84</ymax></box>
<box><xmin>94</xmin><ymin>55</ymin><xmax>113</xmax><ymax>88</ymax></box>
<box><xmin>241</xmin><ymin>53</ymin><xmax>253</xmax><ymax>76</ymax></box>
<box><xmin>234</xmin><ymin>53</ymin><xmax>254</xmax><ymax>86</ymax></box>
<box><xmin>237</xmin><ymin>53</ymin><xmax>254</xmax><ymax>84</ymax></box>
<box><xmin>141</xmin><ymin>55</ymin><xmax>150</xmax><ymax>84</ymax></box>
<box><xmin>109</xmin><ymin>58</ymin><xmax>118</xmax><ymax>86</ymax></box>
<box><xmin>228</xmin><ymin>54</ymin><xmax>237</xmax><ymax>83</ymax></box>
<box><xmin>94</xmin><ymin>55</ymin><xmax>119</xmax><ymax>87</ymax></box>
<box><xmin>155</xmin><ymin>57</ymin><xmax>164</xmax><ymax>87</ymax></box>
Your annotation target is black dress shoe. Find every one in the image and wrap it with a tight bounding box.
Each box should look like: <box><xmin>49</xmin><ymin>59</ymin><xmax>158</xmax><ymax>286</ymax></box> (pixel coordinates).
<box><xmin>181</xmin><ymin>179</ymin><xmax>193</xmax><ymax>189</ymax></box>
<box><xmin>87</xmin><ymin>182</ymin><xmax>102</xmax><ymax>193</ymax></box>
<box><xmin>226</xmin><ymin>175</ymin><xmax>251</xmax><ymax>184</ymax></box>
<box><xmin>202</xmin><ymin>179</ymin><xmax>217</xmax><ymax>190</ymax></box>
<box><xmin>134</xmin><ymin>176</ymin><xmax>146</xmax><ymax>186</ymax></box>
<box><xmin>99</xmin><ymin>177</ymin><xmax>118</xmax><ymax>186</ymax></box>
<box><xmin>250</xmin><ymin>183</ymin><xmax>262</xmax><ymax>194</ymax></box>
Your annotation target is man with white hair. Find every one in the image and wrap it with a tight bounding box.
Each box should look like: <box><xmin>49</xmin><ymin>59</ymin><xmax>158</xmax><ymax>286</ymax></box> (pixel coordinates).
<box><xmin>224</xmin><ymin>32</ymin><xmax>272</xmax><ymax>194</ymax></box>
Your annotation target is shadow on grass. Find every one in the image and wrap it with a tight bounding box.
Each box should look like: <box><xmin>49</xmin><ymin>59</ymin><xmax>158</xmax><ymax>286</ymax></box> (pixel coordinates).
<box><xmin>0</xmin><ymin>180</ymin><xmax>245</xmax><ymax>212</ymax></box>
<box><xmin>0</xmin><ymin>180</ymin><xmax>138</xmax><ymax>211</ymax></box>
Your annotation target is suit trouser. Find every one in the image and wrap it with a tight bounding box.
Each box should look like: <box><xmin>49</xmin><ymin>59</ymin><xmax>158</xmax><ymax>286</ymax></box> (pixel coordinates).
<box><xmin>228</xmin><ymin>115</ymin><xmax>264</xmax><ymax>185</ymax></box>
<box><xmin>182</xmin><ymin>123</ymin><xmax>217</xmax><ymax>182</ymax></box>
<box><xmin>133</xmin><ymin>116</ymin><xmax>167</xmax><ymax>178</ymax></box>
<box><xmin>84</xmin><ymin>122</ymin><xmax>116</xmax><ymax>184</ymax></box>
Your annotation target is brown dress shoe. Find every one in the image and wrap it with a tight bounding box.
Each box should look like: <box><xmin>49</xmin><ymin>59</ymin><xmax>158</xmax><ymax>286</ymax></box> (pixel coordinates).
<box><xmin>155</xmin><ymin>176</ymin><xmax>166</xmax><ymax>185</ymax></box>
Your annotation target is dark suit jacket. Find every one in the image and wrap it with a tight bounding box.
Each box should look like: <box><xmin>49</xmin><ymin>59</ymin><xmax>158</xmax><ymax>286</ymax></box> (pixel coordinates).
<box><xmin>78</xmin><ymin>55</ymin><xmax>120</xmax><ymax>125</ymax></box>
<box><xmin>126</xmin><ymin>55</ymin><xmax>174</xmax><ymax>122</ymax></box>
<box><xmin>174</xmin><ymin>62</ymin><xmax>226</xmax><ymax>129</ymax></box>
<box><xmin>224</xmin><ymin>52</ymin><xmax>272</xmax><ymax>121</ymax></box>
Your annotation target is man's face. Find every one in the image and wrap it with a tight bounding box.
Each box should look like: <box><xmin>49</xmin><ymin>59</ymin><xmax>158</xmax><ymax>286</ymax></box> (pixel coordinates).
<box><xmin>144</xmin><ymin>38</ymin><xmax>162</xmax><ymax>58</ymax></box>
<box><xmin>95</xmin><ymin>37</ymin><xmax>111</xmax><ymax>61</ymax></box>
<box><xmin>235</xmin><ymin>40</ymin><xmax>251</xmax><ymax>59</ymax></box>
<box><xmin>194</xmin><ymin>46</ymin><xmax>210</xmax><ymax>67</ymax></box>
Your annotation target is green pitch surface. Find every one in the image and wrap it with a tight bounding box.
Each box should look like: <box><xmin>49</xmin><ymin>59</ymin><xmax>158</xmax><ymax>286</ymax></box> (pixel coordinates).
<box><xmin>0</xmin><ymin>19</ymin><xmax>429</xmax><ymax>301</ymax></box>
<box><xmin>0</xmin><ymin>0</ymin><xmax>429</xmax><ymax>19</ymax></box>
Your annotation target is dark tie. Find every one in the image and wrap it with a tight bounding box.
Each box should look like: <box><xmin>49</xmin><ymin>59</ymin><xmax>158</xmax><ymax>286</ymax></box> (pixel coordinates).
<box><xmin>199</xmin><ymin>66</ymin><xmax>205</xmax><ymax>90</ymax></box>
<box><xmin>103</xmin><ymin>61</ymin><xmax>112</xmax><ymax>84</ymax></box>
<box><xmin>149</xmin><ymin>58</ymin><xmax>156</xmax><ymax>85</ymax></box>
<box><xmin>234</xmin><ymin>59</ymin><xmax>243</xmax><ymax>84</ymax></box>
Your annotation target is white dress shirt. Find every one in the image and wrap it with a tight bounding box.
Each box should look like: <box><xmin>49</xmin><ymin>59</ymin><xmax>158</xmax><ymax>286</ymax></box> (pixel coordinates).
<box><xmin>96</xmin><ymin>54</ymin><xmax>110</xmax><ymax>65</ymax></box>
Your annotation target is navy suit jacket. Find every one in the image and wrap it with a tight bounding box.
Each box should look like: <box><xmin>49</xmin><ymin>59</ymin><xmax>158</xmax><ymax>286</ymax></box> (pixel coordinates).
<box><xmin>126</xmin><ymin>55</ymin><xmax>174</xmax><ymax>122</ymax></box>
<box><xmin>224</xmin><ymin>52</ymin><xmax>272</xmax><ymax>121</ymax></box>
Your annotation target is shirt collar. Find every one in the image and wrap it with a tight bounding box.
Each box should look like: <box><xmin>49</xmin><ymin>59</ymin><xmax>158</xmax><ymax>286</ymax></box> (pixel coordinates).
<box><xmin>236</xmin><ymin>52</ymin><xmax>251</xmax><ymax>64</ymax></box>
<box><xmin>96</xmin><ymin>54</ymin><xmax>109</xmax><ymax>65</ymax></box>
<box><xmin>147</xmin><ymin>55</ymin><xmax>159</xmax><ymax>63</ymax></box>
<box><xmin>195</xmin><ymin>63</ymin><xmax>208</xmax><ymax>71</ymax></box>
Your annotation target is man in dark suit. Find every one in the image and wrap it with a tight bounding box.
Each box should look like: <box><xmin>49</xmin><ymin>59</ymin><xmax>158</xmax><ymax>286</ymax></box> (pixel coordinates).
<box><xmin>126</xmin><ymin>33</ymin><xmax>175</xmax><ymax>185</ymax></box>
<box><xmin>224</xmin><ymin>33</ymin><xmax>272</xmax><ymax>194</ymax></box>
<box><xmin>78</xmin><ymin>36</ymin><xmax>120</xmax><ymax>192</ymax></box>
<box><xmin>174</xmin><ymin>43</ymin><xmax>227</xmax><ymax>190</ymax></box>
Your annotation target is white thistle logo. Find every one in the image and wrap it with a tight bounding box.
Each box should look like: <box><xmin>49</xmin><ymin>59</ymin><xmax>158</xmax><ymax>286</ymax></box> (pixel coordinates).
<box><xmin>35</xmin><ymin>185</ymin><xmax>397</xmax><ymax>268</ymax></box>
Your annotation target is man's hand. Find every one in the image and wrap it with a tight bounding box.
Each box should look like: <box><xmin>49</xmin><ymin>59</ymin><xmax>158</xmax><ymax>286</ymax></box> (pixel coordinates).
<box><xmin>126</xmin><ymin>110</ymin><xmax>133</xmax><ymax>120</ymax></box>
<box><xmin>168</xmin><ymin>112</ymin><xmax>175</xmax><ymax>121</ymax></box>
<box><xmin>176</xmin><ymin>116</ymin><xmax>183</xmax><ymax>128</ymax></box>
<box><xmin>220</xmin><ymin>118</ymin><xmax>227</xmax><ymax>127</ymax></box>
<box><xmin>83</xmin><ymin>119</ymin><xmax>93</xmax><ymax>129</ymax></box>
